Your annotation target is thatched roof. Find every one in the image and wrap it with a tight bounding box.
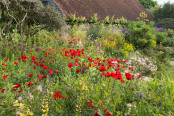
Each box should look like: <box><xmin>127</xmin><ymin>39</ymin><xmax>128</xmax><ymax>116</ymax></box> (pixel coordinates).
<box><xmin>53</xmin><ymin>0</ymin><xmax>154</xmax><ymax>21</ymax></box>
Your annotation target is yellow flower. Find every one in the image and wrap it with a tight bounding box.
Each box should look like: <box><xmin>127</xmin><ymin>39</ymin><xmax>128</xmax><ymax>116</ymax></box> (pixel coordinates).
<box><xmin>19</xmin><ymin>113</ymin><xmax>26</xmax><ymax>116</ymax></box>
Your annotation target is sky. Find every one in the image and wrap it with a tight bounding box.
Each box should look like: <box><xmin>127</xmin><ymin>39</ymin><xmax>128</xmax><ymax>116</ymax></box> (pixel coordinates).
<box><xmin>153</xmin><ymin>0</ymin><xmax>174</xmax><ymax>5</ymax></box>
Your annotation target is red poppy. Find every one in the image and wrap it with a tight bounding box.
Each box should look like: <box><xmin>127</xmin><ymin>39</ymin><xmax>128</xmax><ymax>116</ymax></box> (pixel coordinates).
<box><xmin>68</xmin><ymin>63</ymin><xmax>73</xmax><ymax>68</ymax></box>
<box><xmin>106</xmin><ymin>72</ymin><xmax>110</xmax><ymax>77</ymax></box>
<box><xmin>75</xmin><ymin>59</ymin><xmax>79</xmax><ymax>62</ymax></box>
<box><xmin>13</xmin><ymin>84</ymin><xmax>20</xmax><ymax>88</ymax></box>
<box><xmin>21</xmin><ymin>55</ymin><xmax>27</xmax><ymax>59</ymax></box>
<box><xmin>42</xmin><ymin>76</ymin><xmax>46</xmax><ymax>79</ymax></box>
<box><xmin>74</xmin><ymin>63</ymin><xmax>78</xmax><ymax>66</ymax></box>
<box><xmin>14</xmin><ymin>62</ymin><xmax>18</xmax><ymax>65</ymax></box>
<box><xmin>31</xmin><ymin>56</ymin><xmax>36</xmax><ymax>60</ymax></box>
<box><xmin>88</xmin><ymin>57</ymin><xmax>93</xmax><ymax>62</ymax></box>
<box><xmin>106</xmin><ymin>112</ymin><xmax>112</xmax><ymax>116</ymax></box>
<box><xmin>89</xmin><ymin>105</ymin><xmax>94</xmax><ymax>108</ymax></box>
<box><xmin>2</xmin><ymin>68</ymin><xmax>5</xmax><ymax>70</ymax></box>
<box><xmin>44</xmin><ymin>66</ymin><xmax>48</xmax><ymax>69</ymax></box>
<box><xmin>55</xmin><ymin>70</ymin><xmax>59</xmax><ymax>73</ymax></box>
<box><xmin>55</xmin><ymin>91</ymin><xmax>61</xmax><ymax>95</ymax></box>
<box><xmin>22</xmin><ymin>59</ymin><xmax>26</xmax><ymax>62</ymax></box>
<box><xmin>37</xmin><ymin>74</ymin><xmax>42</xmax><ymax>80</ymax></box>
<box><xmin>48</xmin><ymin>69</ymin><xmax>53</xmax><ymax>75</ymax></box>
<box><xmin>54</xmin><ymin>91</ymin><xmax>63</xmax><ymax>100</ymax></box>
<box><xmin>18</xmin><ymin>57</ymin><xmax>21</xmax><ymax>60</ymax></box>
<box><xmin>123</xmin><ymin>60</ymin><xmax>127</xmax><ymax>63</ymax></box>
<box><xmin>99</xmin><ymin>66</ymin><xmax>106</xmax><ymax>72</ymax></box>
<box><xmin>26</xmin><ymin>81</ymin><xmax>33</xmax><ymax>88</ymax></box>
<box><xmin>76</xmin><ymin>69</ymin><xmax>80</xmax><ymax>73</ymax></box>
<box><xmin>125</xmin><ymin>72</ymin><xmax>132</xmax><ymax>80</ymax></box>
<box><xmin>40</xmin><ymin>63</ymin><xmax>44</xmax><ymax>66</ymax></box>
<box><xmin>95</xmin><ymin>111</ymin><xmax>100</xmax><ymax>116</ymax></box>
<box><xmin>120</xmin><ymin>79</ymin><xmax>125</xmax><ymax>83</ymax></box>
<box><xmin>2</xmin><ymin>75</ymin><xmax>7</xmax><ymax>79</ymax></box>
<box><xmin>28</xmin><ymin>74</ymin><xmax>33</xmax><ymax>77</ymax></box>
<box><xmin>1</xmin><ymin>89</ymin><xmax>5</xmax><ymax>92</ymax></box>
<box><xmin>115</xmin><ymin>71</ymin><xmax>122</xmax><ymax>80</ymax></box>
<box><xmin>4</xmin><ymin>59</ymin><xmax>8</xmax><ymax>61</ymax></box>
<box><xmin>18</xmin><ymin>90</ymin><xmax>23</xmax><ymax>93</ymax></box>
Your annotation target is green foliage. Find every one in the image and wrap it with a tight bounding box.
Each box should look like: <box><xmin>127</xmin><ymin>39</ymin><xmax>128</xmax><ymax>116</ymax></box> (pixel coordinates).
<box><xmin>156</xmin><ymin>32</ymin><xmax>168</xmax><ymax>44</ymax></box>
<box><xmin>162</xmin><ymin>36</ymin><xmax>174</xmax><ymax>47</ymax></box>
<box><xmin>138</xmin><ymin>0</ymin><xmax>157</xmax><ymax>9</ymax></box>
<box><xmin>1</xmin><ymin>25</ymin><xmax>174</xmax><ymax>115</ymax></box>
<box><xmin>154</xmin><ymin>2</ymin><xmax>174</xmax><ymax>19</ymax></box>
<box><xmin>102</xmin><ymin>16</ymin><xmax>110</xmax><ymax>24</ymax></box>
<box><xmin>143</xmin><ymin>47</ymin><xmax>169</xmax><ymax>63</ymax></box>
<box><xmin>125</xmin><ymin>21</ymin><xmax>157</xmax><ymax>49</ymax></box>
<box><xmin>89</xmin><ymin>14</ymin><xmax>99</xmax><ymax>24</ymax></box>
<box><xmin>66</xmin><ymin>14</ymin><xmax>87</xmax><ymax>26</ymax></box>
<box><xmin>0</xmin><ymin>0</ymin><xmax>64</xmax><ymax>43</ymax></box>
<box><xmin>113</xmin><ymin>17</ymin><xmax>128</xmax><ymax>27</ymax></box>
<box><xmin>86</xmin><ymin>24</ymin><xmax>102</xmax><ymax>40</ymax></box>
<box><xmin>156</xmin><ymin>18</ymin><xmax>174</xmax><ymax>29</ymax></box>
<box><xmin>65</xmin><ymin>14</ymin><xmax>129</xmax><ymax>28</ymax></box>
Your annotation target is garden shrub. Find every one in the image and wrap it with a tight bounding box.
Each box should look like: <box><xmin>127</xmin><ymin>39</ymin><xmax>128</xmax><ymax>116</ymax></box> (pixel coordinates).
<box><xmin>166</xmin><ymin>29</ymin><xmax>174</xmax><ymax>37</ymax></box>
<box><xmin>113</xmin><ymin>17</ymin><xmax>129</xmax><ymax>27</ymax></box>
<box><xmin>125</xmin><ymin>21</ymin><xmax>157</xmax><ymax>49</ymax></box>
<box><xmin>143</xmin><ymin>47</ymin><xmax>169</xmax><ymax>63</ymax></box>
<box><xmin>102</xmin><ymin>33</ymin><xmax>134</xmax><ymax>56</ymax></box>
<box><xmin>162</xmin><ymin>36</ymin><xmax>174</xmax><ymax>47</ymax></box>
<box><xmin>156</xmin><ymin>18</ymin><xmax>174</xmax><ymax>29</ymax></box>
<box><xmin>156</xmin><ymin>32</ymin><xmax>168</xmax><ymax>44</ymax></box>
<box><xmin>86</xmin><ymin>24</ymin><xmax>102</xmax><ymax>40</ymax></box>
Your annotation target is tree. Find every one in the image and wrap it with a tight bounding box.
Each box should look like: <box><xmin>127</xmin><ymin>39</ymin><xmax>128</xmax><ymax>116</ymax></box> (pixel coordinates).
<box><xmin>154</xmin><ymin>2</ymin><xmax>174</xmax><ymax>19</ymax></box>
<box><xmin>139</xmin><ymin>0</ymin><xmax>158</xmax><ymax>9</ymax></box>
<box><xmin>0</xmin><ymin>0</ymin><xmax>64</xmax><ymax>43</ymax></box>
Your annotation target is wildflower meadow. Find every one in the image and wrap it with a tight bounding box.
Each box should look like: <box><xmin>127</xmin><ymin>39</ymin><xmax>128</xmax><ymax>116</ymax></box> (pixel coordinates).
<box><xmin>0</xmin><ymin>0</ymin><xmax>174</xmax><ymax>116</ymax></box>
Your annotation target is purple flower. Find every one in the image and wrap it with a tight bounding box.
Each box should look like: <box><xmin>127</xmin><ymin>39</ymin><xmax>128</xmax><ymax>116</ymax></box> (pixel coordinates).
<box><xmin>26</xmin><ymin>49</ymin><xmax>31</xmax><ymax>52</ymax></box>
<box><xmin>159</xmin><ymin>102</ymin><xmax>162</xmax><ymax>105</ymax></box>
<box><xmin>20</xmin><ymin>47</ymin><xmax>25</xmax><ymax>52</ymax></box>
<box><xmin>35</xmin><ymin>48</ymin><xmax>41</xmax><ymax>52</ymax></box>
<box><xmin>148</xmin><ymin>99</ymin><xmax>151</xmax><ymax>103</ymax></box>
<box><xmin>122</xmin><ymin>29</ymin><xmax>127</xmax><ymax>33</ymax></box>
<box><xmin>155</xmin><ymin>27</ymin><xmax>163</xmax><ymax>31</ymax></box>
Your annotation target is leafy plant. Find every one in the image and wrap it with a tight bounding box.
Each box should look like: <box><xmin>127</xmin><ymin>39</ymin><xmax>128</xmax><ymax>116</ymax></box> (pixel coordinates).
<box><xmin>125</xmin><ymin>21</ymin><xmax>157</xmax><ymax>49</ymax></box>
<box><xmin>154</xmin><ymin>2</ymin><xmax>174</xmax><ymax>19</ymax></box>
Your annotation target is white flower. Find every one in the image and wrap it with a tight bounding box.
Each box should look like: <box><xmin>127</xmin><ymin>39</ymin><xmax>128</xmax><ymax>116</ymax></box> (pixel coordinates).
<box><xmin>127</xmin><ymin>103</ymin><xmax>132</xmax><ymax>107</ymax></box>
<box><xmin>16</xmin><ymin>111</ymin><xmax>20</xmax><ymax>115</ymax></box>
<box><xmin>37</xmin><ymin>85</ymin><xmax>42</xmax><ymax>91</ymax></box>
<box><xmin>18</xmin><ymin>96</ymin><xmax>22</xmax><ymax>101</ymax></box>
<box><xmin>112</xmin><ymin>61</ymin><xmax>118</xmax><ymax>64</ymax></box>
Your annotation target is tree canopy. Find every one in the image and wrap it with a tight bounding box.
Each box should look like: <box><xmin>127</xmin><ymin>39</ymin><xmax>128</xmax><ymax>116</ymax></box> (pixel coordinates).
<box><xmin>154</xmin><ymin>2</ymin><xmax>174</xmax><ymax>19</ymax></box>
<box><xmin>0</xmin><ymin>0</ymin><xmax>64</xmax><ymax>43</ymax></box>
<box><xmin>139</xmin><ymin>0</ymin><xmax>158</xmax><ymax>9</ymax></box>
